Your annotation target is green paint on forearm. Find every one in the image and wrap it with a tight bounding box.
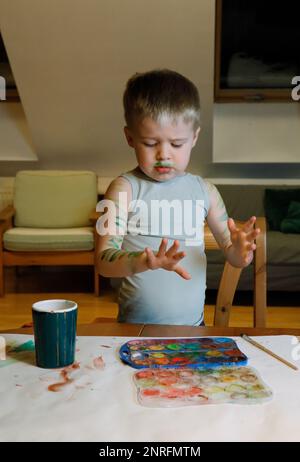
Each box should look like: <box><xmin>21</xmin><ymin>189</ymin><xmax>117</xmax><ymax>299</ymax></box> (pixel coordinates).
<box><xmin>127</xmin><ymin>251</ymin><xmax>144</xmax><ymax>258</ymax></box>
<box><xmin>100</xmin><ymin>248</ymin><xmax>143</xmax><ymax>263</ymax></box>
<box><xmin>100</xmin><ymin>249</ymin><xmax>127</xmax><ymax>262</ymax></box>
<box><xmin>115</xmin><ymin>217</ymin><xmax>127</xmax><ymax>228</ymax></box>
<box><xmin>108</xmin><ymin>236</ymin><xmax>123</xmax><ymax>249</ymax></box>
<box><xmin>218</xmin><ymin>211</ymin><xmax>228</xmax><ymax>222</ymax></box>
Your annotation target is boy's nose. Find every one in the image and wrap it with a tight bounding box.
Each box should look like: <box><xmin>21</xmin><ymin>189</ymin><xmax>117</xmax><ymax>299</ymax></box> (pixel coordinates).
<box><xmin>156</xmin><ymin>146</ymin><xmax>171</xmax><ymax>160</ymax></box>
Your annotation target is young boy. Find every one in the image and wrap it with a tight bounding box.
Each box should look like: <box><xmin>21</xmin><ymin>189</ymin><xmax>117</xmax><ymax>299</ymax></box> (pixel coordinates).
<box><xmin>96</xmin><ymin>69</ymin><xmax>260</xmax><ymax>325</ymax></box>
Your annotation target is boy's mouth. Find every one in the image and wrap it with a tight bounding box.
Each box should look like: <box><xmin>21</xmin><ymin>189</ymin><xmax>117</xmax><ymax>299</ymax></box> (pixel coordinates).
<box><xmin>154</xmin><ymin>166</ymin><xmax>172</xmax><ymax>174</ymax></box>
<box><xmin>154</xmin><ymin>162</ymin><xmax>174</xmax><ymax>174</ymax></box>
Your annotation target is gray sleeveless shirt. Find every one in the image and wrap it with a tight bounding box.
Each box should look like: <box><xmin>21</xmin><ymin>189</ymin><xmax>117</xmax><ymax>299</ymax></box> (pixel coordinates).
<box><xmin>111</xmin><ymin>166</ymin><xmax>210</xmax><ymax>325</ymax></box>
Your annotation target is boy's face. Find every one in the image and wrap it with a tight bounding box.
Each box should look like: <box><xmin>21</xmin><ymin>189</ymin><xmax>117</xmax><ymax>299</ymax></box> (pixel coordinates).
<box><xmin>124</xmin><ymin>116</ymin><xmax>200</xmax><ymax>182</ymax></box>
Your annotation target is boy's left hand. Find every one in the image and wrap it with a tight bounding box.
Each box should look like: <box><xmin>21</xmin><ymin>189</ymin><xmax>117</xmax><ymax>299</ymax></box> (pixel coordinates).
<box><xmin>227</xmin><ymin>216</ymin><xmax>261</xmax><ymax>267</ymax></box>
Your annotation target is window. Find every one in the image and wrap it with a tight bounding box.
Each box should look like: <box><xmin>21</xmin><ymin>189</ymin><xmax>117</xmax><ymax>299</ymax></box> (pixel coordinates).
<box><xmin>0</xmin><ymin>31</ymin><xmax>19</xmax><ymax>101</ymax></box>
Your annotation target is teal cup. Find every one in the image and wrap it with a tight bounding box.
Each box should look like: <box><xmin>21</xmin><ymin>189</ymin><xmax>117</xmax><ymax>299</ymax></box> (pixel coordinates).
<box><xmin>32</xmin><ymin>299</ymin><xmax>78</xmax><ymax>369</ymax></box>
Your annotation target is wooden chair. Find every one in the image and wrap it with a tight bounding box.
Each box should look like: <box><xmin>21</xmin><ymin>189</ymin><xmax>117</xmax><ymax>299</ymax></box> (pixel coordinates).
<box><xmin>0</xmin><ymin>170</ymin><xmax>100</xmax><ymax>297</ymax></box>
<box><xmin>205</xmin><ymin>218</ymin><xmax>267</xmax><ymax>327</ymax></box>
<box><xmin>93</xmin><ymin>217</ymin><xmax>267</xmax><ymax>327</ymax></box>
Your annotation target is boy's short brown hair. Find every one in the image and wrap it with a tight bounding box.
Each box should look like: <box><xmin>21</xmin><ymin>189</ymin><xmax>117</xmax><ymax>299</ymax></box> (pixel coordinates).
<box><xmin>123</xmin><ymin>69</ymin><xmax>201</xmax><ymax>129</ymax></box>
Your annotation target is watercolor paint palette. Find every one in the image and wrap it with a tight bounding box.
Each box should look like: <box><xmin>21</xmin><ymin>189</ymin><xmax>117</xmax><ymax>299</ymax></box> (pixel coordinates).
<box><xmin>134</xmin><ymin>366</ymin><xmax>273</xmax><ymax>407</ymax></box>
<box><xmin>119</xmin><ymin>337</ymin><xmax>248</xmax><ymax>369</ymax></box>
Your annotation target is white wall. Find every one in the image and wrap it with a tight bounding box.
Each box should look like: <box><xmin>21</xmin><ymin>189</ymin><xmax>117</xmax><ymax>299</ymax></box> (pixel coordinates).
<box><xmin>0</xmin><ymin>0</ymin><xmax>299</xmax><ymax>179</ymax></box>
<box><xmin>0</xmin><ymin>0</ymin><xmax>214</xmax><ymax>176</ymax></box>
<box><xmin>0</xmin><ymin>103</ymin><xmax>37</xmax><ymax>161</ymax></box>
<box><xmin>213</xmin><ymin>103</ymin><xmax>300</xmax><ymax>163</ymax></box>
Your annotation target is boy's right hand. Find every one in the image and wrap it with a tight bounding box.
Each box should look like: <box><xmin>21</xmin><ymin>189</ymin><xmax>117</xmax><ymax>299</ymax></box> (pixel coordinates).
<box><xmin>144</xmin><ymin>238</ymin><xmax>191</xmax><ymax>280</ymax></box>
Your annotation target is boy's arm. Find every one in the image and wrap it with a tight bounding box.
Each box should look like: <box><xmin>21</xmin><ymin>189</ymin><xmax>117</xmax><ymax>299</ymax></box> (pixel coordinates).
<box><xmin>95</xmin><ymin>176</ymin><xmax>149</xmax><ymax>277</ymax></box>
<box><xmin>204</xmin><ymin>181</ymin><xmax>260</xmax><ymax>268</ymax></box>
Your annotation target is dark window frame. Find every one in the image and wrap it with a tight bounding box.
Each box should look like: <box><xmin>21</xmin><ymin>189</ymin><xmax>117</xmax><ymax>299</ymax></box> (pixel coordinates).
<box><xmin>214</xmin><ymin>0</ymin><xmax>297</xmax><ymax>103</ymax></box>
<box><xmin>0</xmin><ymin>30</ymin><xmax>20</xmax><ymax>102</ymax></box>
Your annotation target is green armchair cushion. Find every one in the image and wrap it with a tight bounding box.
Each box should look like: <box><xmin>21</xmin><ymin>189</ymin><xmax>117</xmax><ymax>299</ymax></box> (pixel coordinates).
<box><xmin>3</xmin><ymin>227</ymin><xmax>94</xmax><ymax>251</ymax></box>
<box><xmin>14</xmin><ymin>171</ymin><xmax>98</xmax><ymax>228</ymax></box>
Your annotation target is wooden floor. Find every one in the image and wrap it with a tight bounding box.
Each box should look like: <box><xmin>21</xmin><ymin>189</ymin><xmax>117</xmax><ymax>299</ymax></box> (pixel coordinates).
<box><xmin>1</xmin><ymin>290</ymin><xmax>300</xmax><ymax>331</ymax></box>
<box><xmin>0</xmin><ymin>266</ymin><xmax>299</xmax><ymax>330</ymax></box>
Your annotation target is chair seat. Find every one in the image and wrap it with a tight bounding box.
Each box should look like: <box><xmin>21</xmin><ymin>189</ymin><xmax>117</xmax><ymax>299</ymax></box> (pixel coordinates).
<box><xmin>3</xmin><ymin>227</ymin><xmax>95</xmax><ymax>251</ymax></box>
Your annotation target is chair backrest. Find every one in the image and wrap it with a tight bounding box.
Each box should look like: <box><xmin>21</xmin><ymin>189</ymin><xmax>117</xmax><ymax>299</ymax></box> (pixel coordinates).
<box><xmin>205</xmin><ymin>218</ymin><xmax>267</xmax><ymax>327</ymax></box>
<box><xmin>14</xmin><ymin>171</ymin><xmax>98</xmax><ymax>228</ymax></box>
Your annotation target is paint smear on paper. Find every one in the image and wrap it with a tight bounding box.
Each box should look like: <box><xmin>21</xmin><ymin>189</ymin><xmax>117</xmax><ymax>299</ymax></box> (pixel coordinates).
<box><xmin>0</xmin><ymin>340</ymin><xmax>35</xmax><ymax>368</ymax></box>
<box><xmin>93</xmin><ymin>356</ymin><xmax>105</xmax><ymax>369</ymax></box>
<box><xmin>48</xmin><ymin>362</ymin><xmax>80</xmax><ymax>392</ymax></box>
<box><xmin>9</xmin><ymin>340</ymin><xmax>35</xmax><ymax>353</ymax></box>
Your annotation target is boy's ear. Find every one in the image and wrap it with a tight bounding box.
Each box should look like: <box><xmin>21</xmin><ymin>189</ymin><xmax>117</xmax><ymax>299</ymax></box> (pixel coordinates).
<box><xmin>192</xmin><ymin>127</ymin><xmax>201</xmax><ymax>147</ymax></box>
<box><xmin>124</xmin><ymin>126</ymin><xmax>135</xmax><ymax>148</ymax></box>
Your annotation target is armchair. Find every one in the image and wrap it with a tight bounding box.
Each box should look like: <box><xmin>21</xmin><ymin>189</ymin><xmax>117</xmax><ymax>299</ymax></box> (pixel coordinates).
<box><xmin>0</xmin><ymin>170</ymin><xmax>100</xmax><ymax>296</ymax></box>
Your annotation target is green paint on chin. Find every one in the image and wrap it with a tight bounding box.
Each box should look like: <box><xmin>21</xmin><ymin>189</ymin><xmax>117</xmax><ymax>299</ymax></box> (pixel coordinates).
<box><xmin>154</xmin><ymin>162</ymin><xmax>174</xmax><ymax>167</ymax></box>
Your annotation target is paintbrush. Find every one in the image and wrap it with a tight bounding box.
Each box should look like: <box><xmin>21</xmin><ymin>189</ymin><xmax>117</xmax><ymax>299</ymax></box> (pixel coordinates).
<box><xmin>240</xmin><ymin>333</ymin><xmax>298</xmax><ymax>371</ymax></box>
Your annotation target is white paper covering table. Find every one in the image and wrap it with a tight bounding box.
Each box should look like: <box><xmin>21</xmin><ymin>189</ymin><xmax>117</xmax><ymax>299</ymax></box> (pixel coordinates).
<box><xmin>0</xmin><ymin>331</ymin><xmax>300</xmax><ymax>442</ymax></box>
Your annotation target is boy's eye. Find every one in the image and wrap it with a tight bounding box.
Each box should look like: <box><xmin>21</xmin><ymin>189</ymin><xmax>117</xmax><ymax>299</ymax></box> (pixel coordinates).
<box><xmin>142</xmin><ymin>142</ymin><xmax>183</xmax><ymax>148</ymax></box>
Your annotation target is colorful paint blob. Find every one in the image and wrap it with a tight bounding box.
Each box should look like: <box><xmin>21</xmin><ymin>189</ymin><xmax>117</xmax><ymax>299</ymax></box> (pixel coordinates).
<box><xmin>134</xmin><ymin>366</ymin><xmax>273</xmax><ymax>407</ymax></box>
<box><xmin>119</xmin><ymin>338</ymin><xmax>248</xmax><ymax>369</ymax></box>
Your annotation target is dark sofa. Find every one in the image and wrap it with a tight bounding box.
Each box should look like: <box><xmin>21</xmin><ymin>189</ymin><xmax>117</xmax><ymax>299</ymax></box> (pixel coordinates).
<box><xmin>206</xmin><ymin>184</ymin><xmax>300</xmax><ymax>292</ymax></box>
